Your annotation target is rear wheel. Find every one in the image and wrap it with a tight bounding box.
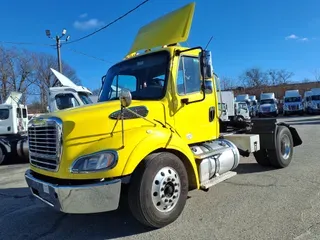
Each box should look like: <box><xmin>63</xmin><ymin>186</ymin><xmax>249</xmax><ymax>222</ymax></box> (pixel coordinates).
<box><xmin>268</xmin><ymin>126</ymin><xmax>293</xmax><ymax>168</ymax></box>
<box><xmin>128</xmin><ymin>152</ymin><xmax>188</xmax><ymax>228</ymax></box>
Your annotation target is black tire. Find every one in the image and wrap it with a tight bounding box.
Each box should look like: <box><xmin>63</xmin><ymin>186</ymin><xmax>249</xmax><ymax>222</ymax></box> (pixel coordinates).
<box><xmin>268</xmin><ymin>126</ymin><xmax>293</xmax><ymax>168</ymax></box>
<box><xmin>0</xmin><ymin>146</ymin><xmax>7</xmax><ymax>165</ymax></box>
<box><xmin>128</xmin><ymin>152</ymin><xmax>189</xmax><ymax>228</ymax></box>
<box><xmin>253</xmin><ymin>149</ymin><xmax>272</xmax><ymax>166</ymax></box>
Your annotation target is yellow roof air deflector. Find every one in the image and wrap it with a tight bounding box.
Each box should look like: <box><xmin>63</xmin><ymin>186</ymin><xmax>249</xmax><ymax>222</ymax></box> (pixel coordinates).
<box><xmin>128</xmin><ymin>2</ymin><xmax>196</xmax><ymax>55</ymax></box>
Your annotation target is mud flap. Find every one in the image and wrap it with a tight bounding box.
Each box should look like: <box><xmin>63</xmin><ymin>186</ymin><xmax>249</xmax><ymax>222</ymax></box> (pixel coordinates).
<box><xmin>277</xmin><ymin>122</ymin><xmax>303</xmax><ymax>147</ymax></box>
<box><xmin>249</xmin><ymin>118</ymin><xmax>302</xmax><ymax>149</ymax></box>
<box><xmin>249</xmin><ymin>118</ymin><xmax>277</xmax><ymax>150</ymax></box>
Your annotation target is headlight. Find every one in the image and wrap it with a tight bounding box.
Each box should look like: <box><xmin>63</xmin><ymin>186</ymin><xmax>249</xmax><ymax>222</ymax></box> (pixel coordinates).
<box><xmin>70</xmin><ymin>150</ymin><xmax>118</xmax><ymax>173</ymax></box>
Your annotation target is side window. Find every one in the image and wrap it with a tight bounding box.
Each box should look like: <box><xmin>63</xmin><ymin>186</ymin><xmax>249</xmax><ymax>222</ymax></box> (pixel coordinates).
<box><xmin>17</xmin><ymin>108</ymin><xmax>22</xmax><ymax>118</ymax></box>
<box><xmin>0</xmin><ymin>109</ymin><xmax>9</xmax><ymax>120</ymax></box>
<box><xmin>177</xmin><ymin>56</ymin><xmax>201</xmax><ymax>95</ymax></box>
<box><xmin>55</xmin><ymin>93</ymin><xmax>80</xmax><ymax>110</ymax></box>
<box><xmin>110</xmin><ymin>75</ymin><xmax>137</xmax><ymax>99</ymax></box>
<box><xmin>22</xmin><ymin>108</ymin><xmax>27</xmax><ymax>118</ymax></box>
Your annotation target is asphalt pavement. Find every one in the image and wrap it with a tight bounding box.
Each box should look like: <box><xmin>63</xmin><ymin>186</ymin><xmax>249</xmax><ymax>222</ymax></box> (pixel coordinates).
<box><xmin>1</xmin><ymin>116</ymin><xmax>320</xmax><ymax>240</ymax></box>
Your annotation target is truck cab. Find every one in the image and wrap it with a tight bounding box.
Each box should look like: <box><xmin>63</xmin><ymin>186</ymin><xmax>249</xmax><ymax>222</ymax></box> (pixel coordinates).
<box><xmin>0</xmin><ymin>92</ymin><xmax>28</xmax><ymax>164</ymax></box>
<box><xmin>258</xmin><ymin>92</ymin><xmax>278</xmax><ymax>117</ymax></box>
<box><xmin>283</xmin><ymin>90</ymin><xmax>304</xmax><ymax>116</ymax></box>
<box><xmin>24</xmin><ymin>2</ymin><xmax>302</xmax><ymax>229</ymax></box>
<box><xmin>309</xmin><ymin>88</ymin><xmax>320</xmax><ymax>114</ymax></box>
<box><xmin>235</xmin><ymin>94</ymin><xmax>251</xmax><ymax>120</ymax></box>
<box><xmin>48</xmin><ymin>68</ymin><xmax>93</xmax><ymax>112</ymax></box>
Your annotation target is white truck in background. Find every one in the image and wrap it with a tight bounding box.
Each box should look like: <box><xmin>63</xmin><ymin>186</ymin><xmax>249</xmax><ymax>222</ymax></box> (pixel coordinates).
<box><xmin>249</xmin><ymin>95</ymin><xmax>258</xmax><ymax>117</ymax></box>
<box><xmin>258</xmin><ymin>92</ymin><xmax>279</xmax><ymax>117</ymax></box>
<box><xmin>283</xmin><ymin>90</ymin><xmax>304</xmax><ymax>116</ymax></box>
<box><xmin>309</xmin><ymin>88</ymin><xmax>320</xmax><ymax>114</ymax></box>
<box><xmin>0</xmin><ymin>68</ymin><xmax>95</xmax><ymax>165</ymax></box>
<box><xmin>0</xmin><ymin>92</ymin><xmax>29</xmax><ymax>164</ymax></box>
<box><xmin>234</xmin><ymin>94</ymin><xmax>251</xmax><ymax>120</ymax></box>
<box><xmin>303</xmin><ymin>90</ymin><xmax>312</xmax><ymax>114</ymax></box>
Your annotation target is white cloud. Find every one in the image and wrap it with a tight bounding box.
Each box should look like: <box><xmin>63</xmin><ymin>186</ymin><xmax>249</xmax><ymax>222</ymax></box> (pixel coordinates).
<box><xmin>299</xmin><ymin>37</ymin><xmax>309</xmax><ymax>42</ymax></box>
<box><xmin>79</xmin><ymin>13</ymin><xmax>88</xmax><ymax>18</ymax></box>
<box><xmin>73</xmin><ymin>18</ymin><xmax>105</xmax><ymax>31</ymax></box>
<box><xmin>285</xmin><ymin>34</ymin><xmax>298</xmax><ymax>40</ymax></box>
<box><xmin>285</xmin><ymin>34</ymin><xmax>311</xmax><ymax>42</ymax></box>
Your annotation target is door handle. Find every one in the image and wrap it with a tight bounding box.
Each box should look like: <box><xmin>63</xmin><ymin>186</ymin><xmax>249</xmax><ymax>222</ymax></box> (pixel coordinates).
<box><xmin>209</xmin><ymin>107</ymin><xmax>215</xmax><ymax>122</ymax></box>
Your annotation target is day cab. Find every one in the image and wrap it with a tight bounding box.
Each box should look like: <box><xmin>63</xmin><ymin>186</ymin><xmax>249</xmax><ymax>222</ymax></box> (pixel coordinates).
<box><xmin>24</xmin><ymin>2</ymin><xmax>302</xmax><ymax>228</ymax></box>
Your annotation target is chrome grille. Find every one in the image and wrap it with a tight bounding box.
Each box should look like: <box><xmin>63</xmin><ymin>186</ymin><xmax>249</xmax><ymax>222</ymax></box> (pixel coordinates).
<box><xmin>28</xmin><ymin>117</ymin><xmax>62</xmax><ymax>172</ymax></box>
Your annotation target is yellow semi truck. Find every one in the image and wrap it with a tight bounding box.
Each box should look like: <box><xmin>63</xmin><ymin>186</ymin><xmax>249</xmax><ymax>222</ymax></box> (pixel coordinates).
<box><xmin>25</xmin><ymin>2</ymin><xmax>302</xmax><ymax>228</ymax></box>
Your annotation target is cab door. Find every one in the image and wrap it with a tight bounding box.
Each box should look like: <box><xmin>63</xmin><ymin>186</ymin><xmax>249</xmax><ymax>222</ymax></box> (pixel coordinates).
<box><xmin>172</xmin><ymin>54</ymin><xmax>219</xmax><ymax>144</ymax></box>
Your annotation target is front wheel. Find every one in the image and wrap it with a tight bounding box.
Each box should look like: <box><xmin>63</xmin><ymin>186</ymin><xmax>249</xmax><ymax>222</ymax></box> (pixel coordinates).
<box><xmin>128</xmin><ymin>152</ymin><xmax>189</xmax><ymax>228</ymax></box>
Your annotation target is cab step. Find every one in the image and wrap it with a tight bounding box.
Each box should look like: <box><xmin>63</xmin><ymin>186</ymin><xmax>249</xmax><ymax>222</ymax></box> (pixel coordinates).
<box><xmin>200</xmin><ymin>171</ymin><xmax>237</xmax><ymax>191</ymax></box>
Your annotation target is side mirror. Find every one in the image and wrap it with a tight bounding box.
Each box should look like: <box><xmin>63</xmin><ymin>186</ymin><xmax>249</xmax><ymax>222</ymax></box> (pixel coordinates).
<box><xmin>200</xmin><ymin>50</ymin><xmax>213</xmax><ymax>79</ymax></box>
<box><xmin>119</xmin><ymin>88</ymin><xmax>132</xmax><ymax>107</ymax></box>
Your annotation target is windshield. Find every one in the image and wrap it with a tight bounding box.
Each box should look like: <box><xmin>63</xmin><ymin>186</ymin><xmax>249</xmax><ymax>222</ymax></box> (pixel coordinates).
<box><xmin>311</xmin><ymin>95</ymin><xmax>320</xmax><ymax>101</ymax></box>
<box><xmin>260</xmin><ymin>99</ymin><xmax>275</xmax><ymax>105</ymax></box>
<box><xmin>98</xmin><ymin>51</ymin><xmax>169</xmax><ymax>102</ymax></box>
<box><xmin>285</xmin><ymin>97</ymin><xmax>301</xmax><ymax>102</ymax></box>
<box><xmin>78</xmin><ymin>92</ymin><xmax>93</xmax><ymax>104</ymax></box>
<box><xmin>0</xmin><ymin>109</ymin><xmax>9</xmax><ymax>120</ymax></box>
<box><xmin>238</xmin><ymin>103</ymin><xmax>247</xmax><ymax>109</ymax></box>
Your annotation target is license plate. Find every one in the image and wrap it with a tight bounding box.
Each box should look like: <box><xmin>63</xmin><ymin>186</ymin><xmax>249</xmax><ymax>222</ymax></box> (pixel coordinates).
<box><xmin>43</xmin><ymin>184</ymin><xmax>49</xmax><ymax>194</ymax></box>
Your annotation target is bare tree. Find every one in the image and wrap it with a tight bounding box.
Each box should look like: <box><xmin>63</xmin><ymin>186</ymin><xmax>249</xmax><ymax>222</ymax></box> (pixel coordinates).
<box><xmin>267</xmin><ymin>69</ymin><xmax>293</xmax><ymax>85</ymax></box>
<box><xmin>277</xmin><ymin>69</ymin><xmax>293</xmax><ymax>84</ymax></box>
<box><xmin>0</xmin><ymin>45</ymin><xmax>81</xmax><ymax>111</ymax></box>
<box><xmin>218</xmin><ymin>76</ymin><xmax>235</xmax><ymax>90</ymax></box>
<box><xmin>239</xmin><ymin>68</ymin><xmax>269</xmax><ymax>87</ymax></box>
<box><xmin>313</xmin><ymin>68</ymin><xmax>320</xmax><ymax>82</ymax></box>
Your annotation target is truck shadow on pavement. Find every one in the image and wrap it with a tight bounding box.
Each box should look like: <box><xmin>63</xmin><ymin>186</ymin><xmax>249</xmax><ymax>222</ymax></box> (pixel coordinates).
<box><xmin>0</xmin><ymin>187</ymin><xmax>154</xmax><ymax>240</ymax></box>
<box><xmin>235</xmin><ymin>163</ymin><xmax>274</xmax><ymax>175</ymax></box>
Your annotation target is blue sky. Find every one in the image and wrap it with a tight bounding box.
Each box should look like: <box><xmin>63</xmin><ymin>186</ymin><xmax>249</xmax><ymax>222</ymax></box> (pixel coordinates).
<box><xmin>1</xmin><ymin>0</ymin><xmax>319</xmax><ymax>92</ymax></box>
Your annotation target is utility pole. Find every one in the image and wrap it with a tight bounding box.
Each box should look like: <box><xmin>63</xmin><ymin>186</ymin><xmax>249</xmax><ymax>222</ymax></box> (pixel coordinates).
<box><xmin>45</xmin><ymin>29</ymin><xmax>70</xmax><ymax>74</ymax></box>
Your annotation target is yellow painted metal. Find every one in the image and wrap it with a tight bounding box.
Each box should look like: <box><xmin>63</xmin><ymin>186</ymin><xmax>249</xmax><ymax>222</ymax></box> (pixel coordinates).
<box><xmin>30</xmin><ymin>2</ymin><xmax>221</xmax><ymax>190</ymax></box>
<box><xmin>128</xmin><ymin>2</ymin><xmax>195</xmax><ymax>55</ymax></box>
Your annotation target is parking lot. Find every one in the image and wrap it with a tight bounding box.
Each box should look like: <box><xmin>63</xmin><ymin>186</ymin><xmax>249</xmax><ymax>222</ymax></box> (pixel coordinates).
<box><xmin>0</xmin><ymin>115</ymin><xmax>319</xmax><ymax>240</ymax></box>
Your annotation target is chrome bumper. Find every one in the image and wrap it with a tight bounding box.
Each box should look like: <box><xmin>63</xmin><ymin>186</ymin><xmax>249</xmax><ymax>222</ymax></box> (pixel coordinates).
<box><xmin>25</xmin><ymin>169</ymin><xmax>121</xmax><ymax>214</ymax></box>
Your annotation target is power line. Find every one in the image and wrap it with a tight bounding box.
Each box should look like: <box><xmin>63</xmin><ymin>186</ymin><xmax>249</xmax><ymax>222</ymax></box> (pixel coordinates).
<box><xmin>65</xmin><ymin>48</ymin><xmax>112</xmax><ymax>63</ymax></box>
<box><xmin>0</xmin><ymin>40</ymin><xmax>111</xmax><ymax>64</ymax></box>
<box><xmin>64</xmin><ymin>0</ymin><xmax>150</xmax><ymax>45</ymax></box>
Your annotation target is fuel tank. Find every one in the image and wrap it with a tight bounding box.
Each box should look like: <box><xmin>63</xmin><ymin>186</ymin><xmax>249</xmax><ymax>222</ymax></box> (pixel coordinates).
<box><xmin>190</xmin><ymin>139</ymin><xmax>240</xmax><ymax>184</ymax></box>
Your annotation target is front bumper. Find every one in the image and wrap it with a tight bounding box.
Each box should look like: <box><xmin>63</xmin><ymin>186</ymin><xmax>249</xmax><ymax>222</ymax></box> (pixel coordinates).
<box><xmin>25</xmin><ymin>169</ymin><xmax>121</xmax><ymax>214</ymax></box>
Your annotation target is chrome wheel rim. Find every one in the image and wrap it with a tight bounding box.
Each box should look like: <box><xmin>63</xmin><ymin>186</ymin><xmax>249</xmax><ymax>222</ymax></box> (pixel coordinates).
<box><xmin>280</xmin><ymin>134</ymin><xmax>291</xmax><ymax>160</ymax></box>
<box><xmin>151</xmin><ymin>166</ymin><xmax>181</xmax><ymax>213</ymax></box>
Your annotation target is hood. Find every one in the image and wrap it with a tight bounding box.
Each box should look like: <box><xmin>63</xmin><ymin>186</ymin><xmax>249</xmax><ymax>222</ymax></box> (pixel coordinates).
<box><xmin>47</xmin><ymin>100</ymin><xmax>166</xmax><ymax>141</ymax></box>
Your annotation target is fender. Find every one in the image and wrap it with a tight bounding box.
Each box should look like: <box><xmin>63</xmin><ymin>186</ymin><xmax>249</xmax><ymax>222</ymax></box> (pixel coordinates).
<box><xmin>122</xmin><ymin>128</ymin><xmax>200</xmax><ymax>189</ymax></box>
